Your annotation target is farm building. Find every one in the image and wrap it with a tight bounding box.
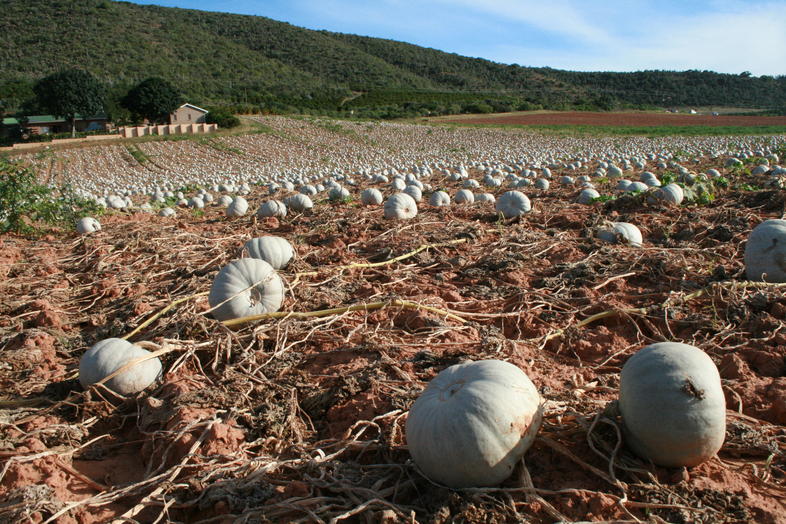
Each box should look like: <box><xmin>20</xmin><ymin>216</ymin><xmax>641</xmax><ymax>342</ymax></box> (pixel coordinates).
<box><xmin>170</xmin><ymin>103</ymin><xmax>208</xmax><ymax>125</ymax></box>
<box><xmin>1</xmin><ymin>114</ymin><xmax>109</xmax><ymax>136</ymax></box>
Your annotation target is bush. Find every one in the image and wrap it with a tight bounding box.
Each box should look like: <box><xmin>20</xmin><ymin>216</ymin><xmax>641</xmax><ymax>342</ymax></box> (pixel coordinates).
<box><xmin>205</xmin><ymin>108</ymin><xmax>240</xmax><ymax>128</ymax></box>
<box><xmin>0</xmin><ymin>158</ymin><xmax>103</xmax><ymax>235</ymax></box>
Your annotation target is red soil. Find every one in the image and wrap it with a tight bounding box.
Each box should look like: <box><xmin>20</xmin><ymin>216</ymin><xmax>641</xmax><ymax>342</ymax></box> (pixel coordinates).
<box><xmin>441</xmin><ymin>111</ymin><xmax>786</xmax><ymax>127</ymax></box>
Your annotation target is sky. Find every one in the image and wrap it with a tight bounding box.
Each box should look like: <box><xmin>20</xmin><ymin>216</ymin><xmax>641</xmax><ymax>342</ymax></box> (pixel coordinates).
<box><xmin>128</xmin><ymin>0</ymin><xmax>786</xmax><ymax>76</ymax></box>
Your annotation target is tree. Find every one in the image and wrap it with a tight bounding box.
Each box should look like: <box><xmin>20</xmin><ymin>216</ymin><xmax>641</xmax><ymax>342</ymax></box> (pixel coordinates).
<box><xmin>205</xmin><ymin>107</ymin><xmax>240</xmax><ymax>128</ymax></box>
<box><xmin>121</xmin><ymin>77</ymin><xmax>183</xmax><ymax>124</ymax></box>
<box><xmin>33</xmin><ymin>69</ymin><xmax>105</xmax><ymax>137</ymax></box>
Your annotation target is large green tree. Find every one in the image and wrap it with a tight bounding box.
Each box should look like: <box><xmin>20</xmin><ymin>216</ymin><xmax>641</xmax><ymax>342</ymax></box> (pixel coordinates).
<box><xmin>121</xmin><ymin>77</ymin><xmax>183</xmax><ymax>124</ymax></box>
<box><xmin>33</xmin><ymin>69</ymin><xmax>105</xmax><ymax>137</ymax></box>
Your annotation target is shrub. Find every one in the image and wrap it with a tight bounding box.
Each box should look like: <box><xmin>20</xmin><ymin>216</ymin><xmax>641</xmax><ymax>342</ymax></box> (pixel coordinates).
<box><xmin>205</xmin><ymin>108</ymin><xmax>240</xmax><ymax>129</ymax></box>
<box><xmin>0</xmin><ymin>158</ymin><xmax>102</xmax><ymax>235</ymax></box>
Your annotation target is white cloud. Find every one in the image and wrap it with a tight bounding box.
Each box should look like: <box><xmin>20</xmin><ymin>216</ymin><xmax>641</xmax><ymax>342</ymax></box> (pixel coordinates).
<box><xmin>477</xmin><ymin>0</ymin><xmax>786</xmax><ymax>75</ymax></box>
<box><xmin>436</xmin><ymin>0</ymin><xmax>615</xmax><ymax>46</ymax></box>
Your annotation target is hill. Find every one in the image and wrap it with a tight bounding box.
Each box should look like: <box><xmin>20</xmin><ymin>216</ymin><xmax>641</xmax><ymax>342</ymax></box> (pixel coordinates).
<box><xmin>1</xmin><ymin>0</ymin><xmax>785</xmax><ymax>118</ymax></box>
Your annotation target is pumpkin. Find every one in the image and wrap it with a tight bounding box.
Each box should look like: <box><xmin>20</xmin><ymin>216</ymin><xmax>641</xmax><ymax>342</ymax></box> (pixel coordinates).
<box><xmin>744</xmin><ymin>219</ymin><xmax>786</xmax><ymax>282</ymax></box>
<box><xmin>616</xmin><ymin>179</ymin><xmax>631</xmax><ymax>190</ymax></box>
<box><xmin>158</xmin><ymin>207</ymin><xmax>176</xmax><ymax>217</ymax></box>
<box><xmin>226</xmin><ymin>196</ymin><xmax>249</xmax><ymax>217</ymax></box>
<box><xmin>76</xmin><ymin>217</ymin><xmax>101</xmax><ymax>234</ymax></box>
<box><xmin>360</xmin><ymin>188</ymin><xmax>383</xmax><ymax>206</ymax></box>
<box><xmin>626</xmin><ymin>181</ymin><xmax>649</xmax><ymax>192</ymax></box>
<box><xmin>79</xmin><ymin>338</ymin><xmax>162</xmax><ymax>396</ymax></box>
<box><xmin>404</xmin><ymin>185</ymin><xmax>423</xmax><ymax>202</ymax></box>
<box><xmin>188</xmin><ymin>196</ymin><xmax>205</xmax><ymax>209</ymax></box>
<box><xmin>244</xmin><ymin>236</ymin><xmax>294</xmax><ymax>270</ymax></box>
<box><xmin>429</xmin><ymin>191</ymin><xmax>451</xmax><ymax>207</ymax></box>
<box><xmin>454</xmin><ymin>189</ymin><xmax>475</xmax><ymax>204</ymax></box>
<box><xmin>208</xmin><ymin>258</ymin><xmax>285</xmax><ymax>322</ymax></box>
<box><xmin>475</xmin><ymin>193</ymin><xmax>495</xmax><ymax>204</ymax></box>
<box><xmin>406</xmin><ymin>360</ymin><xmax>543</xmax><ymax>488</ymax></box>
<box><xmin>218</xmin><ymin>195</ymin><xmax>233</xmax><ymax>207</ymax></box>
<box><xmin>534</xmin><ymin>178</ymin><xmax>549</xmax><ymax>190</ymax></box>
<box><xmin>257</xmin><ymin>199</ymin><xmax>288</xmax><ymax>218</ymax></box>
<box><xmin>619</xmin><ymin>342</ymin><xmax>725</xmax><ymax>467</ymax></box>
<box><xmin>596</xmin><ymin>222</ymin><xmax>643</xmax><ymax>247</ymax></box>
<box><xmin>577</xmin><ymin>188</ymin><xmax>600</xmax><ymax>204</ymax></box>
<box><xmin>328</xmin><ymin>186</ymin><xmax>351</xmax><ymax>201</ymax></box>
<box><xmin>495</xmin><ymin>191</ymin><xmax>531</xmax><ymax>218</ymax></box>
<box><xmin>384</xmin><ymin>193</ymin><xmax>418</xmax><ymax>220</ymax></box>
<box><xmin>654</xmin><ymin>183</ymin><xmax>684</xmax><ymax>205</ymax></box>
<box><xmin>285</xmin><ymin>194</ymin><xmax>314</xmax><ymax>213</ymax></box>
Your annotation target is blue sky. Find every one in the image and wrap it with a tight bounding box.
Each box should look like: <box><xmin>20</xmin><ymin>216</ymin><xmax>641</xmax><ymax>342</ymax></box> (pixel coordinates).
<box><xmin>129</xmin><ymin>0</ymin><xmax>786</xmax><ymax>76</ymax></box>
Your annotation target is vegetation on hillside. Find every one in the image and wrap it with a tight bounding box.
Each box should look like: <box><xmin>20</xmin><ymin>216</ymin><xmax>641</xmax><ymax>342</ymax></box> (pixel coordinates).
<box><xmin>0</xmin><ymin>0</ymin><xmax>785</xmax><ymax>119</ymax></box>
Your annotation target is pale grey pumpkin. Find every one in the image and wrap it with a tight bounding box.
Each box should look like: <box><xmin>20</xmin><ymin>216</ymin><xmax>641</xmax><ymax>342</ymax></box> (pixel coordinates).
<box><xmin>454</xmin><ymin>189</ymin><xmax>474</xmax><ymax>204</ymax></box>
<box><xmin>360</xmin><ymin>188</ymin><xmax>383</xmax><ymax>206</ymax></box>
<box><xmin>79</xmin><ymin>338</ymin><xmax>162</xmax><ymax>396</ymax></box>
<box><xmin>475</xmin><ymin>193</ymin><xmax>495</xmax><ymax>204</ymax></box>
<box><xmin>655</xmin><ymin>183</ymin><xmax>684</xmax><ymax>205</ymax></box>
<box><xmin>208</xmin><ymin>258</ymin><xmax>285</xmax><ymax>322</ymax></box>
<box><xmin>577</xmin><ymin>188</ymin><xmax>600</xmax><ymax>204</ymax></box>
<box><xmin>226</xmin><ymin>196</ymin><xmax>249</xmax><ymax>217</ymax></box>
<box><xmin>244</xmin><ymin>236</ymin><xmax>294</xmax><ymax>270</ymax></box>
<box><xmin>495</xmin><ymin>191</ymin><xmax>531</xmax><ymax>218</ymax></box>
<box><xmin>626</xmin><ymin>181</ymin><xmax>648</xmax><ymax>192</ymax></box>
<box><xmin>188</xmin><ymin>196</ymin><xmax>205</xmax><ymax>209</ymax></box>
<box><xmin>218</xmin><ymin>195</ymin><xmax>233</xmax><ymax>207</ymax></box>
<box><xmin>597</xmin><ymin>222</ymin><xmax>643</xmax><ymax>247</ymax></box>
<box><xmin>76</xmin><ymin>217</ymin><xmax>101</xmax><ymax>234</ymax></box>
<box><xmin>406</xmin><ymin>360</ymin><xmax>543</xmax><ymax>488</ymax></box>
<box><xmin>403</xmin><ymin>185</ymin><xmax>423</xmax><ymax>202</ymax></box>
<box><xmin>429</xmin><ymin>191</ymin><xmax>451</xmax><ymax>207</ymax></box>
<box><xmin>384</xmin><ymin>193</ymin><xmax>418</xmax><ymax>219</ymax></box>
<box><xmin>257</xmin><ymin>199</ymin><xmax>288</xmax><ymax>218</ymax></box>
<box><xmin>285</xmin><ymin>194</ymin><xmax>314</xmax><ymax>213</ymax></box>
<box><xmin>328</xmin><ymin>186</ymin><xmax>351</xmax><ymax>201</ymax></box>
<box><xmin>745</xmin><ymin>219</ymin><xmax>786</xmax><ymax>282</ymax></box>
<box><xmin>619</xmin><ymin>342</ymin><xmax>725</xmax><ymax>467</ymax></box>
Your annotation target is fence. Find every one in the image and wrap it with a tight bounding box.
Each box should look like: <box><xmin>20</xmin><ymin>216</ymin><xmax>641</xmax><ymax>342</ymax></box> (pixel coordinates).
<box><xmin>118</xmin><ymin>123</ymin><xmax>218</xmax><ymax>138</ymax></box>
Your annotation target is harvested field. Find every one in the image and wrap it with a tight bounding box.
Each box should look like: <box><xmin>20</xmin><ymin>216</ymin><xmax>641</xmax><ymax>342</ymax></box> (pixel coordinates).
<box><xmin>436</xmin><ymin>111</ymin><xmax>786</xmax><ymax>128</ymax></box>
<box><xmin>1</xmin><ymin>118</ymin><xmax>786</xmax><ymax>523</ymax></box>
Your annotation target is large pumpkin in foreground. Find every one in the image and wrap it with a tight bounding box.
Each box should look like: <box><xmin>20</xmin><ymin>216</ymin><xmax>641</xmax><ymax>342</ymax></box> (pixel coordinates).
<box><xmin>406</xmin><ymin>360</ymin><xmax>543</xmax><ymax>488</ymax></box>
<box><xmin>208</xmin><ymin>258</ymin><xmax>284</xmax><ymax>322</ymax></box>
<box><xmin>619</xmin><ymin>342</ymin><xmax>725</xmax><ymax>467</ymax></box>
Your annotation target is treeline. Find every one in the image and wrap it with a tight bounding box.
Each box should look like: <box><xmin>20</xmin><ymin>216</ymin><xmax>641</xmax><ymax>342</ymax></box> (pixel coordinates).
<box><xmin>1</xmin><ymin>0</ymin><xmax>785</xmax><ymax>120</ymax></box>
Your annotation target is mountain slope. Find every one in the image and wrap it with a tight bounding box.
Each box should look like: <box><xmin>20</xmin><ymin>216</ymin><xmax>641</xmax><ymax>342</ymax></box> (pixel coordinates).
<box><xmin>1</xmin><ymin>0</ymin><xmax>784</xmax><ymax>116</ymax></box>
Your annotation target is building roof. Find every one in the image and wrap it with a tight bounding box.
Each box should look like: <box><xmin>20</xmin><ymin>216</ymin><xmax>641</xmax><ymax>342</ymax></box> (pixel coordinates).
<box><xmin>177</xmin><ymin>103</ymin><xmax>209</xmax><ymax>113</ymax></box>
